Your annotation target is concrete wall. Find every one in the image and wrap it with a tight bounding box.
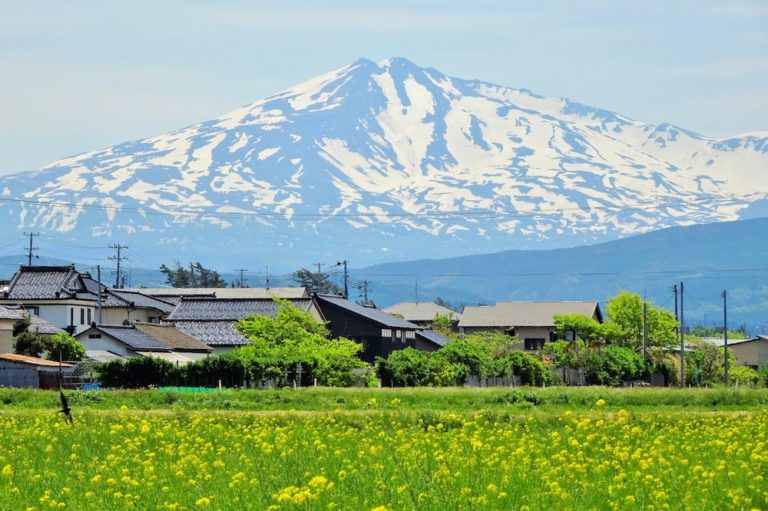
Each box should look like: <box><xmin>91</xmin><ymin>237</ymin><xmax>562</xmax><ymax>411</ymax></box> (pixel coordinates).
<box><xmin>730</xmin><ymin>340</ymin><xmax>768</xmax><ymax>369</ymax></box>
<box><xmin>101</xmin><ymin>308</ymin><xmax>158</xmax><ymax>326</ymax></box>
<box><xmin>0</xmin><ymin>319</ymin><xmax>14</xmax><ymax>353</ymax></box>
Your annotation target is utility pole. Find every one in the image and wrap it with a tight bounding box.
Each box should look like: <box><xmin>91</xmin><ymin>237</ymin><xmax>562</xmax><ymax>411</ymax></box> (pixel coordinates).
<box><xmin>722</xmin><ymin>290</ymin><xmax>729</xmax><ymax>386</ymax></box>
<box><xmin>642</xmin><ymin>299</ymin><xmax>648</xmax><ymax>361</ymax></box>
<box><xmin>97</xmin><ymin>265</ymin><xmax>103</xmax><ymax>324</ymax></box>
<box><xmin>23</xmin><ymin>232</ymin><xmax>40</xmax><ymax>266</ymax></box>
<box><xmin>679</xmin><ymin>281</ymin><xmax>685</xmax><ymax>387</ymax></box>
<box><xmin>108</xmin><ymin>243</ymin><xmax>128</xmax><ymax>289</ymax></box>
<box><xmin>234</xmin><ymin>268</ymin><xmax>248</xmax><ymax>288</ymax></box>
<box><xmin>414</xmin><ymin>280</ymin><xmax>418</xmax><ymax>303</ymax></box>
<box><xmin>265</xmin><ymin>265</ymin><xmax>270</xmax><ymax>290</ymax></box>
<box><xmin>315</xmin><ymin>262</ymin><xmax>324</xmax><ymax>275</ymax></box>
<box><xmin>336</xmin><ymin>259</ymin><xmax>349</xmax><ymax>299</ymax></box>
<box><xmin>355</xmin><ymin>280</ymin><xmax>372</xmax><ymax>305</ymax></box>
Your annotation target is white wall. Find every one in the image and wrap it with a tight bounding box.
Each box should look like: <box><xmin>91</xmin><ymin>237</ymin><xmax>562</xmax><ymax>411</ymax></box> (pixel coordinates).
<box><xmin>75</xmin><ymin>330</ymin><xmax>132</xmax><ymax>357</ymax></box>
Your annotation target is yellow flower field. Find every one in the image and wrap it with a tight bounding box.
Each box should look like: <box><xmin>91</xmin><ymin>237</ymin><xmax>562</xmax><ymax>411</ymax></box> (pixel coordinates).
<box><xmin>0</xmin><ymin>408</ymin><xmax>766</xmax><ymax>510</ymax></box>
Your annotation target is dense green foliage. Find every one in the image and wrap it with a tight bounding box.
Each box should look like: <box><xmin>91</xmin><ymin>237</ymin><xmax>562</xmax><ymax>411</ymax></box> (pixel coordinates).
<box><xmin>544</xmin><ymin>341</ymin><xmax>646</xmax><ymax>386</ymax></box>
<box><xmin>14</xmin><ymin>331</ymin><xmax>85</xmax><ymax>361</ymax></box>
<box><xmin>605</xmin><ymin>291</ymin><xmax>678</xmax><ymax>349</ymax></box>
<box><xmin>377</xmin><ymin>334</ymin><xmax>552</xmax><ymax>387</ymax></box>
<box><xmin>234</xmin><ymin>299</ymin><xmax>364</xmax><ymax>386</ymax></box>
<box><xmin>44</xmin><ymin>333</ymin><xmax>86</xmax><ymax>361</ymax></box>
<box><xmin>159</xmin><ymin>260</ymin><xmax>227</xmax><ymax>287</ymax></box>
<box><xmin>96</xmin><ymin>301</ymin><xmax>365</xmax><ymax>388</ymax></box>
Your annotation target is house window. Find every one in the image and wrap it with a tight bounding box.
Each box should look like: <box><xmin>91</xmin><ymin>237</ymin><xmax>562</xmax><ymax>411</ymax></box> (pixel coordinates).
<box><xmin>87</xmin><ymin>309</ymin><xmax>92</xmax><ymax>325</ymax></box>
<box><xmin>80</xmin><ymin>308</ymin><xmax>85</xmax><ymax>325</ymax></box>
<box><xmin>392</xmin><ymin>330</ymin><xmax>399</xmax><ymax>343</ymax></box>
<box><xmin>524</xmin><ymin>338</ymin><xmax>545</xmax><ymax>351</ymax></box>
<box><xmin>25</xmin><ymin>306</ymin><xmax>40</xmax><ymax>316</ymax></box>
<box><xmin>381</xmin><ymin>329</ymin><xmax>392</xmax><ymax>339</ymax></box>
<box><xmin>88</xmin><ymin>334</ymin><xmax>102</xmax><ymax>339</ymax></box>
<box><xmin>401</xmin><ymin>330</ymin><xmax>407</xmax><ymax>343</ymax></box>
<box><xmin>405</xmin><ymin>330</ymin><xmax>416</xmax><ymax>340</ymax></box>
<box><xmin>70</xmin><ymin>308</ymin><xmax>74</xmax><ymax>326</ymax></box>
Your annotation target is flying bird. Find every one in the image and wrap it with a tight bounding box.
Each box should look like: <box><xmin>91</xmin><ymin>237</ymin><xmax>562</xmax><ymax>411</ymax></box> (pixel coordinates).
<box><xmin>57</xmin><ymin>391</ymin><xmax>73</xmax><ymax>425</ymax></box>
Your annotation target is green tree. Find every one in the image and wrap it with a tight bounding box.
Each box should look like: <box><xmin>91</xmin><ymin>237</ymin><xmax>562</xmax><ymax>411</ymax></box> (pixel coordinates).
<box><xmin>291</xmin><ymin>268</ymin><xmax>342</xmax><ymax>295</ymax></box>
<box><xmin>45</xmin><ymin>333</ymin><xmax>86</xmax><ymax>361</ymax></box>
<box><xmin>431</xmin><ymin>313</ymin><xmax>457</xmax><ymax>339</ymax></box>
<box><xmin>376</xmin><ymin>347</ymin><xmax>432</xmax><ymax>386</ymax></box>
<box><xmin>605</xmin><ymin>291</ymin><xmax>678</xmax><ymax>350</ymax></box>
<box><xmin>234</xmin><ymin>299</ymin><xmax>364</xmax><ymax>386</ymax></box>
<box><xmin>553</xmin><ymin>313</ymin><xmax>605</xmax><ymax>342</ymax></box>
<box><xmin>160</xmin><ymin>261</ymin><xmax>227</xmax><ymax>288</ymax></box>
<box><xmin>13</xmin><ymin>330</ymin><xmax>47</xmax><ymax>357</ymax></box>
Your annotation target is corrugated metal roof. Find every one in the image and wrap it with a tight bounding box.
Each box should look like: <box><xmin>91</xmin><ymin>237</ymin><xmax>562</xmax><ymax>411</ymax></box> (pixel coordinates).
<box><xmin>172</xmin><ymin>321</ymin><xmax>250</xmax><ymax>346</ymax></box>
<box><xmin>0</xmin><ymin>353</ymin><xmax>73</xmax><ymax>367</ymax></box>
<box><xmin>383</xmin><ymin>302</ymin><xmax>460</xmax><ymax>322</ymax></box>
<box><xmin>167</xmin><ymin>298</ymin><xmax>312</xmax><ymax>321</ymax></box>
<box><xmin>459</xmin><ymin>301</ymin><xmax>601</xmax><ymax>328</ymax></box>
<box><xmin>316</xmin><ymin>295</ymin><xmax>420</xmax><ymax>329</ymax></box>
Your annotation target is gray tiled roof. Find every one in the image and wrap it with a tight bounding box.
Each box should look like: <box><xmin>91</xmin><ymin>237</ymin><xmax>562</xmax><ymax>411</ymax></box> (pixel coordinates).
<box><xmin>108</xmin><ymin>291</ymin><xmax>175</xmax><ymax>314</ymax></box>
<box><xmin>316</xmin><ymin>295</ymin><xmax>420</xmax><ymax>329</ymax></box>
<box><xmin>0</xmin><ymin>305</ymin><xmax>22</xmax><ymax>320</ymax></box>
<box><xmin>416</xmin><ymin>329</ymin><xmax>451</xmax><ymax>348</ymax></box>
<box><xmin>167</xmin><ymin>298</ymin><xmax>312</xmax><ymax>321</ymax></box>
<box><xmin>2</xmin><ymin>265</ymin><xmax>86</xmax><ymax>300</ymax></box>
<box><xmin>93</xmin><ymin>325</ymin><xmax>171</xmax><ymax>352</ymax></box>
<box><xmin>383</xmin><ymin>302</ymin><xmax>460</xmax><ymax>322</ymax></box>
<box><xmin>172</xmin><ymin>321</ymin><xmax>250</xmax><ymax>346</ymax></box>
<box><xmin>459</xmin><ymin>301</ymin><xmax>601</xmax><ymax>328</ymax></box>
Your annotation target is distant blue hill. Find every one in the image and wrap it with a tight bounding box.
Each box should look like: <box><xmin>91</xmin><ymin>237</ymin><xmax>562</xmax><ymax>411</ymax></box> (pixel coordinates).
<box><xmin>358</xmin><ymin>217</ymin><xmax>768</xmax><ymax>334</ymax></box>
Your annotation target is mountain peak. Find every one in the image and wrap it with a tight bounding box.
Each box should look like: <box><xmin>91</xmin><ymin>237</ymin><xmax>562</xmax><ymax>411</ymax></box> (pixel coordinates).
<box><xmin>1</xmin><ymin>59</ymin><xmax>766</xmax><ymax>268</ymax></box>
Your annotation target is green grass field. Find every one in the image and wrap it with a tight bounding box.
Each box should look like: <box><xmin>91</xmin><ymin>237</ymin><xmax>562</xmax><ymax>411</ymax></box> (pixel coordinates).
<box><xmin>1</xmin><ymin>387</ymin><xmax>767</xmax><ymax>510</ymax></box>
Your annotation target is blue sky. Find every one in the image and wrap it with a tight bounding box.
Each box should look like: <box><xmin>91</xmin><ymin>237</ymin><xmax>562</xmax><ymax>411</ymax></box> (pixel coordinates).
<box><xmin>2</xmin><ymin>0</ymin><xmax>766</xmax><ymax>176</ymax></box>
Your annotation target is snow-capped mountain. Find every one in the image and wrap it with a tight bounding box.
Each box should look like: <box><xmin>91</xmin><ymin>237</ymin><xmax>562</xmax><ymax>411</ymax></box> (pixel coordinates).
<box><xmin>1</xmin><ymin>57</ymin><xmax>767</xmax><ymax>267</ymax></box>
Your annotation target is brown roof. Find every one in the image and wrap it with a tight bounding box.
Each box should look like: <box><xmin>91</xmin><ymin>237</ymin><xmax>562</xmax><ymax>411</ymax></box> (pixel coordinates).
<box><xmin>134</xmin><ymin>322</ymin><xmax>213</xmax><ymax>352</ymax></box>
<box><xmin>0</xmin><ymin>353</ymin><xmax>74</xmax><ymax>367</ymax></box>
<box><xmin>459</xmin><ymin>301</ymin><xmax>602</xmax><ymax>328</ymax></box>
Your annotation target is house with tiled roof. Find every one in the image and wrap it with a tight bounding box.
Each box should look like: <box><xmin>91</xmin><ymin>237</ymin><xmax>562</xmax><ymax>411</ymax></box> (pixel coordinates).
<box><xmin>125</xmin><ymin>287</ymin><xmax>309</xmax><ymax>300</ymax></box>
<box><xmin>0</xmin><ymin>265</ymin><xmax>97</xmax><ymax>335</ymax></box>
<box><xmin>0</xmin><ymin>265</ymin><xmax>177</xmax><ymax>336</ymax></box>
<box><xmin>315</xmin><ymin>295</ymin><xmax>445</xmax><ymax>363</ymax></box>
<box><xmin>459</xmin><ymin>301</ymin><xmax>603</xmax><ymax>351</ymax></box>
<box><xmin>133</xmin><ymin>322</ymin><xmax>213</xmax><ymax>360</ymax></box>
<box><xmin>164</xmin><ymin>297</ymin><xmax>325</xmax><ymax>354</ymax></box>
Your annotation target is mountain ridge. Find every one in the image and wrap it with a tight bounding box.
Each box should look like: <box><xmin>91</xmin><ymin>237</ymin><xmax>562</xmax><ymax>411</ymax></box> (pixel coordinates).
<box><xmin>1</xmin><ymin>57</ymin><xmax>766</xmax><ymax>267</ymax></box>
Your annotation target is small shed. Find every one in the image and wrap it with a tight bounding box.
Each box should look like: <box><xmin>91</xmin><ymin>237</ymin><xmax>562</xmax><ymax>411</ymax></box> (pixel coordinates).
<box><xmin>0</xmin><ymin>353</ymin><xmax>74</xmax><ymax>389</ymax></box>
